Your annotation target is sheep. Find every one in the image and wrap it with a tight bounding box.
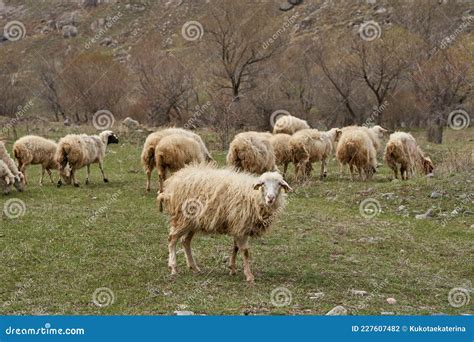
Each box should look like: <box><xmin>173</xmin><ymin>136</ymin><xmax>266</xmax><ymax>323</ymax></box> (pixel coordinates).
<box><xmin>269</xmin><ymin>133</ymin><xmax>292</xmax><ymax>177</ymax></box>
<box><xmin>0</xmin><ymin>142</ymin><xmax>25</xmax><ymax>192</ymax></box>
<box><xmin>55</xmin><ymin>130</ymin><xmax>119</xmax><ymax>187</ymax></box>
<box><xmin>289</xmin><ymin>128</ymin><xmax>342</xmax><ymax>180</ymax></box>
<box><xmin>273</xmin><ymin>115</ymin><xmax>310</xmax><ymax>135</ymax></box>
<box><xmin>141</xmin><ymin>128</ymin><xmax>213</xmax><ymax>192</ymax></box>
<box><xmin>13</xmin><ymin>135</ymin><xmax>58</xmax><ymax>186</ymax></box>
<box><xmin>0</xmin><ymin>160</ymin><xmax>16</xmax><ymax>194</ymax></box>
<box><xmin>157</xmin><ymin>164</ymin><xmax>292</xmax><ymax>283</ymax></box>
<box><xmin>384</xmin><ymin>132</ymin><xmax>434</xmax><ymax>180</ymax></box>
<box><xmin>155</xmin><ymin>134</ymin><xmax>206</xmax><ymax>195</ymax></box>
<box><xmin>226</xmin><ymin>131</ymin><xmax>276</xmax><ymax>174</ymax></box>
<box><xmin>336</xmin><ymin>128</ymin><xmax>377</xmax><ymax>181</ymax></box>
<box><xmin>341</xmin><ymin>125</ymin><xmax>388</xmax><ymax>151</ymax></box>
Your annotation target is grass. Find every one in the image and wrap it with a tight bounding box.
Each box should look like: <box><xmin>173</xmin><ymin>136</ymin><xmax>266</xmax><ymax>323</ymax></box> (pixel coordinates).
<box><xmin>0</xmin><ymin>127</ymin><xmax>472</xmax><ymax>315</ymax></box>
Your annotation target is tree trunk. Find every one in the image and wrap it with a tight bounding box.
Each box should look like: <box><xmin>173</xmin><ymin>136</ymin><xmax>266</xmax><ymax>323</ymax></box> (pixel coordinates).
<box><xmin>426</xmin><ymin>113</ymin><xmax>443</xmax><ymax>144</ymax></box>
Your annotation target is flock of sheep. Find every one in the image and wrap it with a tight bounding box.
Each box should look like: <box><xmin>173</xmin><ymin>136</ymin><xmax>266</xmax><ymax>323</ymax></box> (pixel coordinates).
<box><xmin>0</xmin><ymin>114</ymin><xmax>435</xmax><ymax>283</ymax></box>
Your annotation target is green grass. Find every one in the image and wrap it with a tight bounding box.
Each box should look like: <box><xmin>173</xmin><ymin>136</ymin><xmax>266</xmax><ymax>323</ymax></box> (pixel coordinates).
<box><xmin>0</xmin><ymin>127</ymin><xmax>472</xmax><ymax>315</ymax></box>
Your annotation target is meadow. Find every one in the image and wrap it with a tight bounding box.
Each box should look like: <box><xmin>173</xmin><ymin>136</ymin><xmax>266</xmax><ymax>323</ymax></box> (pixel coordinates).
<box><xmin>0</xmin><ymin>126</ymin><xmax>472</xmax><ymax>315</ymax></box>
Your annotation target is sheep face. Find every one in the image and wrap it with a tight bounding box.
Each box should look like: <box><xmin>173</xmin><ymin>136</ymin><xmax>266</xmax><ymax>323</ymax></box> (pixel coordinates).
<box><xmin>59</xmin><ymin>164</ymin><xmax>73</xmax><ymax>184</ymax></box>
<box><xmin>13</xmin><ymin>172</ymin><xmax>25</xmax><ymax>192</ymax></box>
<box><xmin>372</xmin><ymin>125</ymin><xmax>388</xmax><ymax>139</ymax></box>
<box><xmin>107</xmin><ymin>133</ymin><xmax>119</xmax><ymax>145</ymax></box>
<box><xmin>422</xmin><ymin>157</ymin><xmax>434</xmax><ymax>174</ymax></box>
<box><xmin>253</xmin><ymin>172</ymin><xmax>292</xmax><ymax>206</ymax></box>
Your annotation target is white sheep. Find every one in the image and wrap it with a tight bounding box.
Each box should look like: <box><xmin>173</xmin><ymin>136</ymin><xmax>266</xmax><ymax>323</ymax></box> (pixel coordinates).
<box><xmin>155</xmin><ymin>134</ymin><xmax>206</xmax><ymax>195</ymax></box>
<box><xmin>226</xmin><ymin>131</ymin><xmax>276</xmax><ymax>174</ymax></box>
<box><xmin>384</xmin><ymin>132</ymin><xmax>434</xmax><ymax>180</ymax></box>
<box><xmin>289</xmin><ymin>128</ymin><xmax>342</xmax><ymax>180</ymax></box>
<box><xmin>55</xmin><ymin>130</ymin><xmax>119</xmax><ymax>187</ymax></box>
<box><xmin>336</xmin><ymin>128</ymin><xmax>377</xmax><ymax>180</ymax></box>
<box><xmin>269</xmin><ymin>133</ymin><xmax>292</xmax><ymax>177</ymax></box>
<box><xmin>0</xmin><ymin>141</ymin><xmax>25</xmax><ymax>192</ymax></box>
<box><xmin>13</xmin><ymin>135</ymin><xmax>58</xmax><ymax>185</ymax></box>
<box><xmin>273</xmin><ymin>115</ymin><xmax>310</xmax><ymax>135</ymax></box>
<box><xmin>157</xmin><ymin>164</ymin><xmax>292</xmax><ymax>283</ymax></box>
<box><xmin>141</xmin><ymin>128</ymin><xmax>213</xmax><ymax>192</ymax></box>
<box><xmin>0</xmin><ymin>160</ymin><xmax>16</xmax><ymax>194</ymax></box>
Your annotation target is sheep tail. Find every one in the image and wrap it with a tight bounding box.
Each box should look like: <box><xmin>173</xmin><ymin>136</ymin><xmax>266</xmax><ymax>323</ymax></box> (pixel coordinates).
<box><xmin>157</xmin><ymin>192</ymin><xmax>170</xmax><ymax>213</ymax></box>
<box><xmin>144</xmin><ymin>146</ymin><xmax>156</xmax><ymax>172</ymax></box>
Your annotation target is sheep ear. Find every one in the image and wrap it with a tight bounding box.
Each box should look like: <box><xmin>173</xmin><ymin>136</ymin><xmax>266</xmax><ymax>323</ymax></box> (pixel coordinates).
<box><xmin>279</xmin><ymin>179</ymin><xmax>293</xmax><ymax>192</ymax></box>
<box><xmin>253</xmin><ymin>180</ymin><xmax>264</xmax><ymax>190</ymax></box>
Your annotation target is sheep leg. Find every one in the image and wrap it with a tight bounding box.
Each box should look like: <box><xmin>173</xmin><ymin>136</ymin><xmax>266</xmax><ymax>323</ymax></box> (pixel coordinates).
<box><xmin>320</xmin><ymin>158</ymin><xmax>327</xmax><ymax>180</ymax></box>
<box><xmin>400</xmin><ymin>166</ymin><xmax>406</xmax><ymax>180</ymax></box>
<box><xmin>46</xmin><ymin>169</ymin><xmax>54</xmax><ymax>184</ymax></box>
<box><xmin>339</xmin><ymin>162</ymin><xmax>344</xmax><ymax>177</ymax></box>
<box><xmin>99</xmin><ymin>161</ymin><xmax>108</xmax><ymax>183</ymax></box>
<box><xmin>283</xmin><ymin>163</ymin><xmax>288</xmax><ymax>178</ymax></box>
<box><xmin>168</xmin><ymin>232</ymin><xmax>180</xmax><ymax>275</ymax></box>
<box><xmin>71</xmin><ymin>170</ymin><xmax>80</xmax><ymax>187</ymax></box>
<box><xmin>39</xmin><ymin>167</ymin><xmax>45</xmax><ymax>186</ymax></box>
<box><xmin>236</xmin><ymin>236</ymin><xmax>254</xmax><ymax>283</ymax></box>
<box><xmin>85</xmin><ymin>165</ymin><xmax>91</xmax><ymax>185</ymax></box>
<box><xmin>229</xmin><ymin>238</ymin><xmax>239</xmax><ymax>275</ymax></box>
<box><xmin>146</xmin><ymin>170</ymin><xmax>151</xmax><ymax>192</ymax></box>
<box><xmin>19</xmin><ymin>164</ymin><xmax>28</xmax><ymax>185</ymax></box>
<box><xmin>182</xmin><ymin>231</ymin><xmax>200</xmax><ymax>273</ymax></box>
<box><xmin>349</xmin><ymin>163</ymin><xmax>355</xmax><ymax>181</ymax></box>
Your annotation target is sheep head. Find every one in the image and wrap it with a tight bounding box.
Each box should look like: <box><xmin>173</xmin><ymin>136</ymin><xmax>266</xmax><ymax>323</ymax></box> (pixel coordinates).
<box><xmin>371</xmin><ymin>125</ymin><xmax>388</xmax><ymax>139</ymax></box>
<box><xmin>253</xmin><ymin>171</ymin><xmax>292</xmax><ymax>206</ymax></box>
<box><xmin>99</xmin><ymin>130</ymin><xmax>119</xmax><ymax>145</ymax></box>
<box><xmin>422</xmin><ymin>157</ymin><xmax>435</xmax><ymax>174</ymax></box>
<box><xmin>13</xmin><ymin>172</ymin><xmax>25</xmax><ymax>192</ymax></box>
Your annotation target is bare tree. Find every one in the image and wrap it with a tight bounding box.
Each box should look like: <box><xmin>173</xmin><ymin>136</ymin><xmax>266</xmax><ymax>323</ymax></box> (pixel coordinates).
<box><xmin>39</xmin><ymin>59</ymin><xmax>66</xmax><ymax>121</ymax></box>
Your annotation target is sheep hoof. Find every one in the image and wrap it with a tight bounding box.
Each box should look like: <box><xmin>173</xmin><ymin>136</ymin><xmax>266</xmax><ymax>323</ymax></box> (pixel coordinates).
<box><xmin>103</xmin><ymin>178</ymin><xmax>109</xmax><ymax>183</ymax></box>
<box><xmin>85</xmin><ymin>179</ymin><xmax>90</xmax><ymax>185</ymax></box>
<box><xmin>57</xmin><ymin>181</ymin><xmax>62</xmax><ymax>188</ymax></box>
<box><xmin>229</xmin><ymin>269</ymin><xmax>237</xmax><ymax>276</ymax></box>
<box><xmin>191</xmin><ymin>267</ymin><xmax>202</xmax><ymax>274</ymax></box>
<box><xmin>246</xmin><ymin>277</ymin><xmax>255</xmax><ymax>285</ymax></box>
<box><xmin>74</xmin><ymin>183</ymin><xmax>80</xmax><ymax>188</ymax></box>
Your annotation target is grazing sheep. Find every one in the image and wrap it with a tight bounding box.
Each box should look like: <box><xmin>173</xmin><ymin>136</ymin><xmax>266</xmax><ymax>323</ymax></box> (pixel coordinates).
<box><xmin>157</xmin><ymin>164</ymin><xmax>292</xmax><ymax>283</ymax></box>
<box><xmin>226</xmin><ymin>131</ymin><xmax>276</xmax><ymax>174</ymax></box>
<box><xmin>341</xmin><ymin>125</ymin><xmax>388</xmax><ymax>151</ymax></box>
<box><xmin>141</xmin><ymin>128</ymin><xmax>213</xmax><ymax>192</ymax></box>
<box><xmin>0</xmin><ymin>160</ymin><xmax>16</xmax><ymax>194</ymax></box>
<box><xmin>155</xmin><ymin>134</ymin><xmax>206</xmax><ymax>195</ymax></box>
<box><xmin>336</xmin><ymin>128</ymin><xmax>377</xmax><ymax>180</ymax></box>
<box><xmin>289</xmin><ymin>128</ymin><xmax>342</xmax><ymax>180</ymax></box>
<box><xmin>0</xmin><ymin>142</ymin><xmax>25</xmax><ymax>192</ymax></box>
<box><xmin>269</xmin><ymin>133</ymin><xmax>292</xmax><ymax>177</ymax></box>
<box><xmin>55</xmin><ymin>130</ymin><xmax>119</xmax><ymax>187</ymax></box>
<box><xmin>13</xmin><ymin>135</ymin><xmax>58</xmax><ymax>185</ymax></box>
<box><xmin>273</xmin><ymin>115</ymin><xmax>310</xmax><ymax>135</ymax></box>
<box><xmin>384</xmin><ymin>132</ymin><xmax>434</xmax><ymax>180</ymax></box>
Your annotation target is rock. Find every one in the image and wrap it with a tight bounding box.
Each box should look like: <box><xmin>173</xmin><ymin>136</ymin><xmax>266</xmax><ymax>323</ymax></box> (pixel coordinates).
<box><xmin>350</xmin><ymin>289</ymin><xmax>368</xmax><ymax>296</ymax></box>
<box><xmin>386</xmin><ymin>297</ymin><xmax>397</xmax><ymax>305</ymax></box>
<box><xmin>430</xmin><ymin>191</ymin><xmax>442</xmax><ymax>199</ymax></box>
<box><xmin>358</xmin><ymin>236</ymin><xmax>384</xmax><ymax>244</ymax></box>
<box><xmin>470</xmin><ymin>224</ymin><xmax>474</xmax><ymax>229</ymax></box>
<box><xmin>279</xmin><ymin>2</ymin><xmax>294</xmax><ymax>11</ymax></box>
<box><xmin>381</xmin><ymin>311</ymin><xmax>394</xmax><ymax>315</ymax></box>
<box><xmin>382</xmin><ymin>192</ymin><xmax>396</xmax><ymax>200</ymax></box>
<box><xmin>415</xmin><ymin>208</ymin><xmax>434</xmax><ymax>220</ymax></box>
<box><xmin>56</xmin><ymin>11</ymin><xmax>82</xmax><ymax>29</ymax></box>
<box><xmin>174</xmin><ymin>310</ymin><xmax>194</xmax><ymax>316</ymax></box>
<box><xmin>397</xmin><ymin>205</ymin><xmax>406</xmax><ymax>211</ymax></box>
<box><xmin>326</xmin><ymin>305</ymin><xmax>347</xmax><ymax>316</ymax></box>
<box><xmin>62</xmin><ymin>25</ymin><xmax>78</xmax><ymax>38</ymax></box>
<box><xmin>425</xmin><ymin>173</ymin><xmax>435</xmax><ymax>178</ymax></box>
<box><xmin>289</xmin><ymin>0</ymin><xmax>303</xmax><ymax>5</ymax></box>
<box><xmin>451</xmin><ymin>209</ymin><xmax>459</xmax><ymax>216</ymax></box>
<box><xmin>375</xmin><ymin>7</ymin><xmax>387</xmax><ymax>14</ymax></box>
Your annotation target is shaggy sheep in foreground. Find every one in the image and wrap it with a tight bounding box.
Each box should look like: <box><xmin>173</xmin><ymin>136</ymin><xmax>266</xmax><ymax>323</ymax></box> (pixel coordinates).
<box><xmin>226</xmin><ymin>131</ymin><xmax>276</xmax><ymax>174</ymax></box>
<box><xmin>384</xmin><ymin>132</ymin><xmax>434</xmax><ymax>180</ymax></box>
<box><xmin>13</xmin><ymin>135</ymin><xmax>58</xmax><ymax>185</ymax></box>
<box><xmin>272</xmin><ymin>115</ymin><xmax>310</xmax><ymax>135</ymax></box>
<box><xmin>155</xmin><ymin>134</ymin><xmax>206</xmax><ymax>195</ymax></box>
<box><xmin>141</xmin><ymin>128</ymin><xmax>213</xmax><ymax>192</ymax></box>
<box><xmin>290</xmin><ymin>128</ymin><xmax>342</xmax><ymax>180</ymax></box>
<box><xmin>0</xmin><ymin>160</ymin><xmax>16</xmax><ymax>194</ymax></box>
<box><xmin>157</xmin><ymin>164</ymin><xmax>292</xmax><ymax>283</ymax></box>
<box><xmin>0</xmin><ymin>142</ymin><xmax>25</xmax><ymax>192</ymax></box>
<box><xmin>55</xmin><ymin>130</ymin><xmax>119</xmax><ymax>187</ymax></box>
<box><xmin>336</xmin><ymin>128</ymin><xmax>377</xmax><ymax>180</ymax></box>
<box><xmin>269</xmin><ymin>133</ymin><xmax>292</xmax><ymax>177</ymax></box>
